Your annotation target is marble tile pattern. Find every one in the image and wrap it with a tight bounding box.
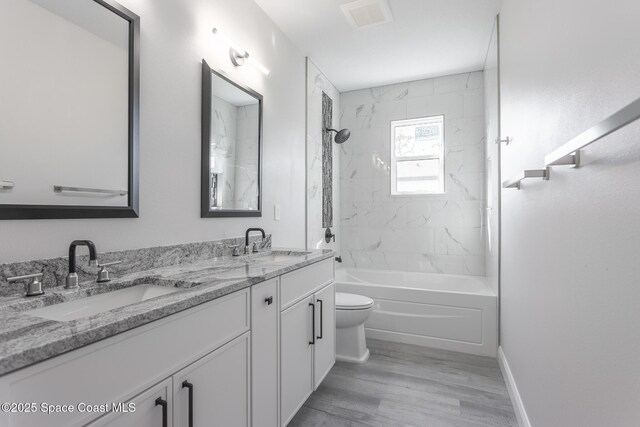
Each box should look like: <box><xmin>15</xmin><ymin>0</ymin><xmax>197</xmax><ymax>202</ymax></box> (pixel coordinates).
<box><xmin>211</xmin><ymin>94</ymin><xmax>238</xmax><ymax>208</ymax></box>
<box><xmin>0</xmin><ymin>246</ymin><xmax>334</xmax><ymax>375</ymax></box>
<box><xmin>306</xmin><ymin>59</ymin><xmax>341</xmax><ymax>250</ymax></box>
<box><xmin>234</xmin><ymin>104</ymin><xmax>260</xmax><ymax>210</ymax></box>
<box><xmin>339</xmin><ymin>71</ymin><xmax>486</xmax><ymax>276</ymax></box>
<box><xmin>209</xmin><ymin>96</ymin><xmax>259</xmax><ymax>210</ymax></box>
<box><xmin>322</xmin><ymin>92</ymin><xmax>333</xmax><ymax>228</ymax></box>
<box><xmin>0</xmin><ymin>235</ymin><xmax>271</xmax><ymax>298</ymax></box>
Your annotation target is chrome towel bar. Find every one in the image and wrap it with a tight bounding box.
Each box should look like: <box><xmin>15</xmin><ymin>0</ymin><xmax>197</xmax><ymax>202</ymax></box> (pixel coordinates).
<box><xmin>505</xmin><ymin>96</ymin><xmax>640</xmax><ymax>190</ymax></box>
<box><xmin>502</xmin><ymin>168</ymin><xmax>549</xmax><ymax>190</ymax></box>
<box><xmin>53</xmin><ymin>186</ymin><xmax>128</xmax><ymax>196</ymax></box>
<box><xmin>545</xmin><ymin>97</ymin><xmax>640</xmax><ymax>167</ymax></box>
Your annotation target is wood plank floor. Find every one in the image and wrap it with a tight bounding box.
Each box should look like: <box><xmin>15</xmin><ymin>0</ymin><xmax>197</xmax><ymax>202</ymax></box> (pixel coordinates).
<box><xmin>289</xmin><ymin>339</ymin><xmax>518</xmax><ymax>427</ymax></box>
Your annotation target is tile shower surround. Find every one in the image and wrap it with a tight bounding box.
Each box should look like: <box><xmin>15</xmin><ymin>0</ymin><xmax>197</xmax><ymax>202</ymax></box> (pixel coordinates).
<box><xmin>322</xmin><ymin>92</ymin><xmax>334</xmax><ymax>228</ymax></box>
<box><xmin>306</xmin><ymin>59</ymin><xmax>341</xmax><ymax>250</ymax></box>
<box><xmin>339</xmin><ymin>72</ymin><xmax>486</xmax><ymax>275</ymax></box>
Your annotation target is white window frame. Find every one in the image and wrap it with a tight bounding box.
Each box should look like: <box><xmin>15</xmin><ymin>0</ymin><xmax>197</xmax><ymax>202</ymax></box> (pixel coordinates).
<box><xmin>390</xmin><ymin>115</ymin><xmax>445</xmax><ymax>196</ymax></box>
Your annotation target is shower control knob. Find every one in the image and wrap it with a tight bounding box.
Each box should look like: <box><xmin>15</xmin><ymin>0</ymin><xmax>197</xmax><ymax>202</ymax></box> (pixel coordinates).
<box><xmin>325</xmin><ymin>228</ymin><xmax>336</xmax><ymax>243</ymax></box>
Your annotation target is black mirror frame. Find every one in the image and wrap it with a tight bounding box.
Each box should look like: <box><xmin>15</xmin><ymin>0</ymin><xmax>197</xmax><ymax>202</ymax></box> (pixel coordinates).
<box><xmin>0</xmin><ymin>0</ymin><xmax>140</xmax><ymax>220</ymax></box>
<box><xmin>201</xmin><ymin>60</ymin><xmax>263</xmax><ymax>218</ymax></box>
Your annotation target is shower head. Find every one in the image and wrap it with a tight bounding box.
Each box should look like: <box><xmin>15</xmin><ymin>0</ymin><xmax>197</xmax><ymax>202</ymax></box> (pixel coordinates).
<box><xmin>326</xmin><ymin>128</ymin><xmax>351</xmax><ymax>144</ymax></box>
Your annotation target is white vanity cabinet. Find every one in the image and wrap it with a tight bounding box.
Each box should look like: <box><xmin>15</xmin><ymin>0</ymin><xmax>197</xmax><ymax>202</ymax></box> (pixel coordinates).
<box><xmin>173</xmin><ymin>333</ymin><xmax>250</xmax><ymax>427</ymax></box>
<box><xmin>313</xmin><ymin>282</ymin><xmax>336</xmax><ymax>389</ymax></box>
<box><xmin>89</xmin><ymin>333</ymin><xmax>251</xmax><ymax>427</ymax></box>
<box><xmin>0</xmin><ymin>257</ymin><xmax>335</xmax><ymax>427</ymax></box>
<box><xmin>279</xmin><ymin>259</ymin><xmax>335</xmax><ymax>426</ymax></box>
<box><xmin>0</xmin><ymin>289</ymin><xmax>250</xmax><ymax>427</ymax></box>
<box><xmin>280</xmin><ymin>295</ymin><xmax>315</xmax><ymax>424</ymax></box>
<box><xmin>251</xmin><ymin>278</ymin><xmax>280</xmax><ymax>427</ymax></box>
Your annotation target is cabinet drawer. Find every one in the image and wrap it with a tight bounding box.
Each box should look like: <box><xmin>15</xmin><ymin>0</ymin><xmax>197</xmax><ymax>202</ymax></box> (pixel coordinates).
<box><xmin>0</xmin><ymin>289</ymin><xmax>249</xmax><ymax>427</ymax></box>
<box><xmin>280</xmin><ymin>259</ymin><xmax>334</xmax><ymax>310</ymax></box>
<box><xmin>173</xmin><ymin>332</ymin><xmax>250</xmax><ymax>427</ymax></box>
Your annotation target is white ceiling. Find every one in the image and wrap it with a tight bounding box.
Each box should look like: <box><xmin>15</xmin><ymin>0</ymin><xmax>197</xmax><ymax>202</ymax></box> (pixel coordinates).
<box><xmin>254</xmin><ymin>0</ymin><xmax>501</xmax><ymax>92</ymax></box>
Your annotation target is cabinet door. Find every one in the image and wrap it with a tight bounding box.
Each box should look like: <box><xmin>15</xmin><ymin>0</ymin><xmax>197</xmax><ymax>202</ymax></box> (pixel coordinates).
<box><xmin>251</xmin><ymin>278</ymin><xmax>279</xmax><ymax>427</ymax></box>
<box><xmin>280</xmin><ymin>295</ymin><xmax>314</xmax><ymax>426</ymax></box>
<box><xmin>314</xmin><ymin>283</ymin><xmax>336</xmax><ymax>389</ymax></box>
<box><xmin>173</xmin><ymin>333</ymin><xmax>250</xmax><ymax>427</ymax></box>
<box><xmin>88</xmin><ymin>378</ymin><xmax>172</xmax><ymax>427</ymax></box>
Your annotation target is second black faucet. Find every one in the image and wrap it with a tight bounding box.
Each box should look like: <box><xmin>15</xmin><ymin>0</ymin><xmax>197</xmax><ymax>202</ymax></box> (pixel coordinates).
<box><xmin>245</xmin><ymin>228</ymin><xmax>266</xmax><ymax>254</ymax></box>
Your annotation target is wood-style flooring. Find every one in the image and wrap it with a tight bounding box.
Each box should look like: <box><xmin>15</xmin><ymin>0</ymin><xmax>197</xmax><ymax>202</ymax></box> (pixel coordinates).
<box><xmin>289</xmin><ymin>339</ymin><xmax>518</xmax><ymax>427</ymax></box>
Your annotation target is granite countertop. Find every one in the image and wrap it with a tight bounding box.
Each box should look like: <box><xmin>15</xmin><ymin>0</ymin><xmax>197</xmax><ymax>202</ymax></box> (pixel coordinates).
<box><xmin>0</xmin><ymin>248</ymin><xmax>335</xmax><ymax>376</ymax></box>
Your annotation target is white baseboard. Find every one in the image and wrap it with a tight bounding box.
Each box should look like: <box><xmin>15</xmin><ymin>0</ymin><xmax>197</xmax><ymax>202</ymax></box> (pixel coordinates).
<box><xmin>498</xmin><ymin>346</ymin><xmax>531</xmax><ymax>427</ymax></box>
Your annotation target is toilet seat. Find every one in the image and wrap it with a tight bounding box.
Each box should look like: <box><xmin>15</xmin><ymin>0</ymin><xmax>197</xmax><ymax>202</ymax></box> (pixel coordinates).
<box><xmin>336</xmin><ymin>292</ymin><xmax>373</xmax><ymax>310</ymax></box>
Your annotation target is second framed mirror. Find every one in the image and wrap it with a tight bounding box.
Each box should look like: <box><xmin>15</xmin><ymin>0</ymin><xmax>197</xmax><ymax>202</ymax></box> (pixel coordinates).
<box><xmin>201</xmin><ymin>60</ymin><xmax>262</xmax><ymax>218</ymax></box>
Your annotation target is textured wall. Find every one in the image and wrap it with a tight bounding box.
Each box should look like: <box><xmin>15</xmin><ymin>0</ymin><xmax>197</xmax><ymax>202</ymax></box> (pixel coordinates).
<box><xmin>0</xmin><ymin>0</ymin><xmax>306</xmax><ymax>263</ymax></box>
<box><xmin>499</xmin><ymin>0</ymin><xmax>640</xmax><ymax>425</ymax></box>
<box><xmin>339</xmin><ymin>72</ymin><xmax>486</xmax><ymax>275</ymax></box>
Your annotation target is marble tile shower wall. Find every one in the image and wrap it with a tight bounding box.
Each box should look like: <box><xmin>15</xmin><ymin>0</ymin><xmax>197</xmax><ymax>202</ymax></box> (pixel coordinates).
<box><xmin>339</xmin><ymin>71</ymin><xmax>486</xmax><ymax>275</ymax></box>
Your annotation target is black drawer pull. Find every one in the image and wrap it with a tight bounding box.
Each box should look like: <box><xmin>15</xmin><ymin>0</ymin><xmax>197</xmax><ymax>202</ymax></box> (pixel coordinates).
<box><xmin>182</xmin><ymin>380</ymin><xmax>194</xmax><ymax>427</ymax></box>
<box><xmin>265</xmin><ymin>296</ymin><xmax>273</xmax><ymax>305</ymax></box>
<box><xmin>309</xmin><ymin>302</ymin><xmax>315</xmax><ymax>345</ymax></box>
<box><xmin>317</xmin><ymin>299</ymin><xmax>323</xmax><ymax>340</ymax></box>
<box><xmin>155</xmin><ymin>397</ymin><xmax>167</xmax><ymax>427</ymax></box>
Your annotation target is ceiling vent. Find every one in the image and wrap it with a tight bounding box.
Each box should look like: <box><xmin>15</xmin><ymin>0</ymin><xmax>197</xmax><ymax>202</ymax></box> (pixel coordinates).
<box><xmin>340</xmin><ymin>0</ymin><xmax>393</xmax><ymax>29</ymax></box>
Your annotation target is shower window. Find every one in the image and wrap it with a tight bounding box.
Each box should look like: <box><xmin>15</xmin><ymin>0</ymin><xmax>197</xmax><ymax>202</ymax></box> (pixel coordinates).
<box><xmin>390</xmin><ymin>115</ymin><xmax>445</xmax><ymax>195</ymax></box>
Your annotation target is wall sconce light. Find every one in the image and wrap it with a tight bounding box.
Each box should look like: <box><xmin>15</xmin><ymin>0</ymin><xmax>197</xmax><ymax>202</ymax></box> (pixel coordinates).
<box><xmin>212</xmin><ymin>27</ymin><xmax>271</xmax><ymax>76</ymax></box>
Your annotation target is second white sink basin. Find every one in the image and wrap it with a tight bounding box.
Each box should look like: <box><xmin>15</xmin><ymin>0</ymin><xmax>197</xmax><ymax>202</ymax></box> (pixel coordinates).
<box><xmin>26</xmin><ymin>285</ymin><xmax>179</xmax><ymax>322</ymax></box>
<box><xmin>252</xmin><ymin>252</ymin><xmax>310</xmax><ymax>263</ymax></box>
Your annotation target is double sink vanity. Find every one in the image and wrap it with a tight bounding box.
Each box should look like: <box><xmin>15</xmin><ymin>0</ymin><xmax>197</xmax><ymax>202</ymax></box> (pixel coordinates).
<box><xmin>0</xmin><ymin>2</ymin><xmax>337</xmax><ymax>426</ymax></box>
<box><xmin>0</xmin><ymin>239</ymin><xmax>336</xmax><ymax>427</ymax></box>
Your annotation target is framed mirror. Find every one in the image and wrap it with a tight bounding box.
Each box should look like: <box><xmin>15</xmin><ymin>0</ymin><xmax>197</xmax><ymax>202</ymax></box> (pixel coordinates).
<box><xmin>201</xmin><ymin>60</ymin><xmax>262</xmax><ymax>218</ymax></box>
<box><xmin>0</xmin><ymin>0</ymin><xmax>139</xmax><ymax>220</ymax></box>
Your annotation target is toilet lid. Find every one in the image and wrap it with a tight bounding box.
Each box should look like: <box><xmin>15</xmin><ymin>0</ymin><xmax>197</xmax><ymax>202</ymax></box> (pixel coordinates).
<box><xmin>336</xmin><ymin>292</ymin><xmax>373</xmax><ymax>310</ymax></box>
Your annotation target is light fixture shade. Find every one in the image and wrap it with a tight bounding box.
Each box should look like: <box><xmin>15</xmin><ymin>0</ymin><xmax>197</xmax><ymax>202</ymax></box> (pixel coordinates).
<box><xmin>249</xmin><ymin>57</ymin><xmax>270</xmax><ymax>76</ymax></box>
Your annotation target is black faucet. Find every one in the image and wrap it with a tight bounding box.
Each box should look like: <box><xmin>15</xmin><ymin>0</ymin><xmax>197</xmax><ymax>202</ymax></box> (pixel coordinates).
<box><xmin>66</xmin><ymin>240</ymin><xmax>98</xmax><ymax>289</ymax></box>
<box><xmin>245</xmin><ymin>228</ymin><xmax>266</xmax><ymax>254</ymax></box>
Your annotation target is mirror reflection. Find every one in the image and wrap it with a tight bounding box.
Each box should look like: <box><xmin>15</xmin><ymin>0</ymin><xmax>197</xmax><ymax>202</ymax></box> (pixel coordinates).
<box><xmin>0</xmin><ymin>0</ymin><xmax>139</xmax><ymax>219</ymax></box>
<box><xmin>202</xmin><ymin>61</ymin><xmax>262</xmax><ymax>217</ymax></box>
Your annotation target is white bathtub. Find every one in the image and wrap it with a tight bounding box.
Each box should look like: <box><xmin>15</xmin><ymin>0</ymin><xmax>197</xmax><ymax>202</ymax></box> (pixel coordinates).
<box><xmin>335</xmin><ymin>268</ymin><xmax>497</xmax><ymax>357</ymax></box>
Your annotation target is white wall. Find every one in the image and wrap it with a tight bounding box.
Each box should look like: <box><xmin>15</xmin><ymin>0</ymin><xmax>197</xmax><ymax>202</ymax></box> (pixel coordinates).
<box><xmin>500</xmin><ymin>0</ymin><xmax>640</xmax><ymax>425</ymax></box>
<box><xmin>305</xmin><ymin>58</ymin><xmax>340</xmax><ymax>250</ymax></box>
<box><xmin>0</xmin><ymin>0</ymin><xmax>306</xmax><ymax>263</ymax></box>
<box><xmin>339</xmin><ymin>73</ymin><xmax>486</xmax><ymax>275</ymax></box>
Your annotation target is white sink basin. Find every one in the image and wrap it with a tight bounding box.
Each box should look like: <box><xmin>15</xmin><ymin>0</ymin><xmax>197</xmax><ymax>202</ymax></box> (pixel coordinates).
<box><xmin>253</xmin><ymin>252</ymin><xmax>309</xmax><ymax>263</ymax></box>
<box><xmin>26</xmin><ymin>285</ymin><xmax>179</xmax><ymax>322</ymax></box>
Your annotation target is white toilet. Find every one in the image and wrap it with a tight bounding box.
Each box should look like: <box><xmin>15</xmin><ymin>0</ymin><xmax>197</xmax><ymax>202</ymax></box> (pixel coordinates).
<box><xmin>335</xmin><ymin>292</ymin><xmax>374</xmax><ymax>363</ymax></box>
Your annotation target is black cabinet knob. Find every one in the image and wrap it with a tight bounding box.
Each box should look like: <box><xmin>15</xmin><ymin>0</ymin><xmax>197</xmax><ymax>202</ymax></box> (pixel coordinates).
<box><xmin>265</xmin><ymin>296</ymin><xmax>273</xmax><ymax>305</ymax></box>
